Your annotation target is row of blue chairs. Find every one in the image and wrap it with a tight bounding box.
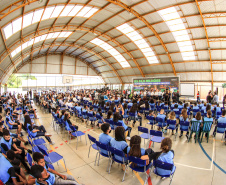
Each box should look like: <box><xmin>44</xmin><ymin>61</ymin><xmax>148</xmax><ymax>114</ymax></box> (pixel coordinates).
<box><xmin>87</xmin><ymin>134</ymin><xmax>175</xmax><ymax>185</ymax></box>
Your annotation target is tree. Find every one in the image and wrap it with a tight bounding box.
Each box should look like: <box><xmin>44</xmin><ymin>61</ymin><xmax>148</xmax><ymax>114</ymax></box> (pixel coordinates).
<box><xmin>7</xmin><ymin>74</ymin><xmax>36</xmax><ymax>88</ymax></box>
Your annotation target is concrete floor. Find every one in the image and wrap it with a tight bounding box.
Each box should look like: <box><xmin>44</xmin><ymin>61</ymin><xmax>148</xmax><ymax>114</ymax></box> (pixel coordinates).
<box><xmin>31</xmin><ymin>105</ymin><xmax>226</xmax><ymax>185</ymax></box>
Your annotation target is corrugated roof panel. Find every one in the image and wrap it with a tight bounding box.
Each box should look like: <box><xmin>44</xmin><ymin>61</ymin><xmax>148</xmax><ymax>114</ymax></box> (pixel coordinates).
<box><xmin>144</xmin><ymin>12</ymin><xmax>163</xmax><ymax>25</ymax></box>
<box><xmin>180</xmin><ymin>3</ymin><xmax>199</xmax><ymax>15</ymax></box>
<box><xmin>213</xmin><ymin>72</ymin><xmax>222</xmax><ymax>81</ymax></box>
<box><xmin>160</xmin><ymin>33</ymin><xmax>175</xmax><ymax>43</ymax></box>
<box><xmin>190</xmin><ymin>28</ymin><xmax>205</xmax><ymax>38</ymax></box>
<box><xmin>213</xmin><ymin>64</ymin><xmax>223</xmax><ymax>71</ymax></box>
<box><xmin>130</xmin><ymin>19</ymin><xmax>146</xmax><ymax>29</ymax></box>
<box><xmin>184</xmin><ymin>62</ymin><xmax>210</xmax><ymax>71</ymax></box>
<box><xmin>153</xmin><ymin>23</ymin><xmax>170</xmax><ymax>33</ymax></box>
<box><xmin>166</xmin><ymin>43</ymin><xmax>180</xmax><ymax>53</ymax></box>
<box><xmin>197</xmin><ymin>51</ymin><xmax>209</xmax><ymax>60</ymax></box>
<box><xmin>154</xmin><ymin>45</ymin><xmax>167</xmax><ymax>55</ymax></box>
<box><xmin>211</xmin><ymin>50</ymin><xmax>222</xmax><ymax>60</ymax></box>
<box><xmin>170</xmin><ymin>53</ymin><xmax>183</xmax><ymax>62</ymax></box>
<box><xmin>194</xmin><ymin>40</ymin><xmax>208</xmax><ymax>50</ymax></box>
<box><xmin>185</xmin><ymin>16</ymin><xmax>203</xmax><ymax>27</ymax></box>
<box><xmin>136</xmin><ymin>58</ymin><xmax>149</xmax><ymax>66</ymax></box>
<box><xmin>147</xmin><ymin>36</ymin><xmax>161</xmax><ymax>46</ymax></box>
<box><xmin>207</xmin><ymin>27</ymin><xmax>221</xmax><ymax>37</ymax></box>
<box><xmin>199</xmin><ymin>1</ymin><xmax>215</xmax><ymax>12</ymax></box>
<box><xmin>158</xmin><ymin>55</ymin><xmax>170</xmax><ymax>63</ymax></box>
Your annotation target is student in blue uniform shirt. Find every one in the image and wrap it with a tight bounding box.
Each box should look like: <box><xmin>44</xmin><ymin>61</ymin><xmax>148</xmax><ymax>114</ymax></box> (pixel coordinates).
<box><xmin>192</xmin><ymin>102</ymin><xmax>200</xmax><ymax>117</ymax></box>
<box><xmin>179</xmin><ymin>109</ymin><xmax>190</xmax><ymax>139</ymax></box>
<box><xmin>5</xmin><ymin>109</ymin><xmax>22</xmax><ymax>135</ymax></box>
<box><xmin>200</xmin><ymin>110</ymin><xmax>213</xmax><ymax>138</ymax></box>
<box><xmin>99</xmin><ymin>123</ymin><xmax>112</xmax><ymax>155</ymax></box>
<box><xmin>26</xmin><ymin>115</ymin><xmax>54</xmax><ymax>145</ymax></box>
<box><xmin>127</xmin><ymin>135</ymin><xmax>148</xmax><ymax>167</ymax></box>
<box><xmin>113</xmin><ymin>112</ymin><xmax>132</xmax><ymax>137</ymax></box>
<box><xmin>0</xmin><ymin>153</ymin><xmax>20</xmax><ymax>185</ymax></box>
<box><xmin>213</xmin><ymin>109</ymin><xmax>226</xmax><ymax>144</ymax></box>
<box><xmin>0</xmin><ymin>129</ymin><xmax>30</xmax><ymax>173</ymax></box>
<box><xmin>170</xmin><ymin>100</ymin><xmax>176</xmax><ymax>110</ymax></box>
<box><xmin>215</xmin><ymin>103</ymin><xmax>221</xmax><ymax>114</ymax></box>
<box><xmin>173</xmin><ymin>104</ymin><xmax>179</xmax><ymax>112</ymax></box>
<box><xmin>191</xmin><ymin>112</ymin><xmax>202</xmax><ymax>139</ymax></box>
<box><xmin>147</xmin><ymin>138</ymin><xmax>175</xmax><ymax>176</ymax></box>
<box><xmin>157</xmin><ymin>109</ymin><xmax>167</xmax><ymax>131</ymax></box>
<box><xmin>110</xmin><ymin>126</ymin><xmax>128</xmax><ymax>163</ymax></box>
<box><xmin>129</xmin><ymin>103</ymin><xmax>142</xmax><ymax>127</ymax></box>
<box><xmin>28</xmin><ymin>152</ymin><xmax>80</xmax><ymax>185</ymax></box>
<box><xmin>178</xmin><ymin>101</ymin><xmax>183</xmax><ymax>110</ymax></box>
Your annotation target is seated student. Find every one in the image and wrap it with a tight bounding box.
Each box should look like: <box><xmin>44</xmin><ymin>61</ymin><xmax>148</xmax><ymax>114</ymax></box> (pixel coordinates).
<box><xmin>5</xmin><ymin>109</ymin><xmax>22</xmax><ymax>135</ymax></box>
<box><xmin>179</xmin><ymin>109</ymin><xmax>190</xmax><ymax>139</ymax></box>
<box><xmin>24</xmin><ymin>101</ymin><xmax>38</xmax><ymax>118</ymax></box>
<box><xmin>127</xmin><ymin>135</ymin><xmax>148</xmax><ymax>167</ymax></box>
<box><xmin>191</xmin><ymin>112</ymin><xmax>202</xmax><ymax>138</ymax></box>
<box><xmin>82</xmin><ymin>105</ymin><xmax>88</xmax><ymax>123</ymax></box>
<box><xmin>170</xmin><ymin>100</ymin><xmax>176</xmax><ymax>110</ymax></box>
<box><xmin>213</xmin><ymin>110</ymin><xmax>226</xmax><ymax>144</ymax></box>
<box><xmin>75</xmin><ymin>103</ymin><xmax>82</xmax><ymax>116</ymax></box>
<box><xmin>96</xmin><ymin>108</ymin><xmax>105</xmax><ymax>127</ymax></box>
<box><xmin>88</xmin><ymin>106</ymin><xmax>96</xmax><ymax>127</ymax></box>
<box><xmin>147</xmin><ymin>138</ymin><xmax>175</xmax><ymax>176</ymax></box>
<box><xmin>0</xmin><ymin>119</ymin><xmax>28</xmax><ymax>146</ymax></box>
<box><xmin>64</xmin><ymin>112</ymin><xmax>78</xmax><ymax>131</ymax></box>
<box><xmin>7</xmin><ymin>150</ymin><xmax>27</xmax><ymax>185</ymax></box>
<box><xmin>168</xmin><ymin>111</ymin><xmax>177</xmax><ymax>135</ymax></box>
<box><xmin>156</xmin><ymin>109</ymin><xmax>166</xmax><ymax>131</ymax></box>
<box><xmin>113</xmin><ymin>112</ymin><xmax>132</xmax><ymax>137</ymax></box>
<box><xmin>28</xmin><ymin>152</ymin><xmax>80</xmax><ymax>185</ymax></box>
<box><xmin>123</xmin><ymin>103</ymin><xmax>129</xmax><ymax>122</ymax></box>
<box><xmin>99</xmin><ymin>123</ymin><xmax>112</xmax><ymax>155</ymax></box>
<box><xmin>30</xmin><ymin>164</ymin><xmax>82</xmax><ymax>185</ymax></box>
<box><xmin>110</xmin><ymin>126</ymin><xmax>128</xmax><ymax>164</ymax></box>
<box><xmin>173</xmin><ymin>104</ymin><xmax>179</xmax><ymax>113</ymax></box>
<box><xmin>129</xmin><ymin>103</ymin><xmax>142</xmax><ymax>127</ymax></box>
<box><xmin>0</xmin><ymin>130</ymin><xmax>30</xmax><ymax>172</ymax></box>
<box><xmin>26</xmin><ymin>115</ymin><xmax>54</xmax><ymax>145</ymax></box>
<box><xmin>0</xmin><ymin>152</ymin><xmax>23</xmax><ymax>185</ymax></box>
<box><xmin>60</xmin><ymin>109</ymin><xmax>66</xmax><ymax>121</ymax></box>
<box><xmin>200</xmin><ymin>110</ymin><xmax>213</xmax><ymax>138</ymax></box>
<box><xmin>193</xmin><ymin>102</ymin><xmax>200</xmax><ymax>116</ymax></box>
<box><xmin>178</xmin><ymin>101</ymin><xmax>183</xmax><ymax>110</ymax></box>
<box><xmin>215</xmin><ymin>103</ymin><xmax>221</xmax><ymax>114</ymax></box>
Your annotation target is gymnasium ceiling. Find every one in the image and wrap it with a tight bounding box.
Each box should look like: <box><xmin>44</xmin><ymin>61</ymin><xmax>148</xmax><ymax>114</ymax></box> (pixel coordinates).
<box><xmin>0</xmin><ymin>0</ymin><xmax>226</xmax><ymax>84</ymax></box>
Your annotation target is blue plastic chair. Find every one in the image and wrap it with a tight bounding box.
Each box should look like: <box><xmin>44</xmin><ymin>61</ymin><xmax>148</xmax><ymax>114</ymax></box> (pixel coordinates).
<box><xmin>125</xmin><ymin>156</ymin><xmax>152</xmax><ymax>184</ymax></box>
<box><xmin>179</xmin><ymin>121</ymin><xmax>190</xmax><ymax>140</ymax></box>
<box><xmin>146</xmin><ymin>115</ymin><xmax>155</xmax><ymax>128</ymax></box>
<box><xmin>129</xmin><ymin>112</ymin><xmax>136</xmax><ymax>123</ymax></box>
<box><xmin>193</xmin><ymin>109</ymin><xmax>199</xmax><ymax>117</ymax></box>
<box><xmin>26</xmin><ymin>152</ymin><xmax>33</xmax><ymax>167</ymax></box>
<box><xmin>70</xmin><ymin>128</ymin><xmax>87</xmax><ymax>149</ymax></box>
<box><xmin>87</xmin><ymin>112</ymin><xmax>97</xmax><ymax>126</ymax></box>
<box><xmin>152</xmin><ymin>160</ymin><xmax>176</xmax><ymax>185</ymax></box>
<box><xmin>87</xmin><ymin>134</ymin><xmax>98</xmax><ymax>158</ymax></box>
<box><xmin>156</xmin><ymin>117</ymin><xmax>166</xmax><ymax>129</ymax></box>
<box><xmin>201</xmin><ymin>121</ymin><xmax>213</xmax><ymax>143</ymax></box>
<box><xmin>167</xmin><ymin>120</ymin><xmax>177</xmax><ymax>140</ymax></box>
<box><xmin>189</xmin><ymin>121</ymin><xmax>201</xmax><ymax>143</ymax></box>
<box><xmin>96</xmin><ymin>113</ymin><xmax>104</xmax><ymax>124</ymax></box>
<box><xmin>150</xmin><ymin>130</ymin><xmax>164</xmax><ymax>147</ymax></box>
<box><xmin>174</xmin><ymin>111</ymin><xmax>180</xmax><ymax>119</ymax></box>
<box><xmin>216</xmin><ymin>112</ymin><xmax>222</xmax><ymax>119</ymax></box>
<box><xmin>46</xmin><ymin>162</ymin><xmax>55</xmax><ymax>170</ymax></box>
<box><xmin>214</xmin><ymin>122</ymin><xmax>226</xmax><ymax>141</ymax></box>
<box><xmin>138</xmin><ymin>126</ymin><xmax>150</xmax><ymax>146</ymax></box>
<box><xmin>95</xmin><ymin>141</ymin><xmax>111</xmax><ymax>170</ymax></box>
<box><xmin>108</xmin><ymin>146</ymin><xmax>127</xmax><ymax>177</ymax></box>
<box><xmin>37</xmin><ymin>145</ymin><xmax>67</xmax><ymax>171</ymax></box>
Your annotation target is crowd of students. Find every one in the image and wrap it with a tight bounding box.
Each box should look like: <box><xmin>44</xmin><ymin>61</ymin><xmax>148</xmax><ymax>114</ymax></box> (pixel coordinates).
<box><xmin>0</xmin><ymin>88</ymin><xmax>226</xmax><ymax>184</ymax></box>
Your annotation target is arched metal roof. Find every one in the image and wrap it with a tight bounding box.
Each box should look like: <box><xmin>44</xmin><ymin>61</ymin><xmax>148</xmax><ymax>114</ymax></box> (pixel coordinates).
<box><xmin>0</xmin><ymin>0</ymin><xmax>225</xmax><ymax>85</ymax></box>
